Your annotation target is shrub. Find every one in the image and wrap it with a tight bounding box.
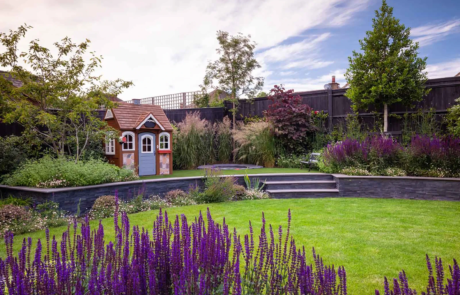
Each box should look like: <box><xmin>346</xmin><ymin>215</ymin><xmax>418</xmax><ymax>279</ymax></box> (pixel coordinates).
<box><xmin>446</xmin><ymin>97</ymin><xmax>460</xmax><ymax>138</ymax></box>
<box><xmin>0</xmin><ymin>135</ymin><xmax>38</xmax><ymax>179</ymax></box>
<box><xmin>322</xmin><ymin>138</ymin><xmax>369</xmax><ymax>172</ymax></box>
<box><xmin>239</xmin><ymin>189</ymin><xmax>270</xmax><ymax>200</ymax></box>
<box><xmin>216</xmin><ymin>116</ymin><xmax>232</xmax><ymax>163</ymax></box>
<box><xmin>35</xmin><ymin>201</ymin><xmax>68</xmax><ymax>228</ymax></box>
<box><xmin>233</xmin><ymin>121</ymin><xmax>276</xmax><ymax>167</ymax></box>
<box><xmin>0</xmin><ymin>209</ymin><xmax>347</xmax><ymax>294</ymax></box>
<box><xmin>0</xmin><ymin>196</ymin><xmax>31</xmax><ymax>208</ymax></box>
<box><xmin>276</xmin><ymin>154</ymin><xmax>304</xmax><ymax>168</ymax></box>
<box><xmin>164</xmin><ymin>189</ymin><xmax>196</xmax><ymax>206</ymax></box>
<box><xmin>120</xmin><ymin>195</ymin><xmax>170</xmax><ymax>214</ymax></box>
<box><xmin>265</xmin><ymin>85</ymin><xmax>317</xmax><ymax>153</ymax></box>
<box><xmin>367</xmin><ymin>136</ymin><xmax>402</xmax><ymax>173</ymax></box>
<box><xmin>196</xmin><ymin>169</ymin><xmax>237</xmax><ymax>203</ymax></box>
<box><xmin>90</xmin><ymin>195</ymin><xmax>117</xmax><ymax>219</ymax></box>
<box><xmin>406</xmin><ymin>135</ymin><xmax>460</xmax><ymax>177</ymax></box>
<box><xmin>381</xmin><ymin>167</ymin><xmax>406</xmax><ymax>177</ymax></box>
<box><xmin>339</xmin><ymin>167</ymin><xmax>373</xmax><ymax>176</ymax></box>
<box><xmin>0</xmin><ymin>205</ymin><xmax>50</xmax><ymax>237</ymax></box>
<box><xmin>3</xmin><ymin>156</ymin><xmax>138</xmax><ymax>187</ymax></box>
<box><xmin>173</xmin><ymin>112</ymin><xmax>216</xmax><ymax>169</ymax></box>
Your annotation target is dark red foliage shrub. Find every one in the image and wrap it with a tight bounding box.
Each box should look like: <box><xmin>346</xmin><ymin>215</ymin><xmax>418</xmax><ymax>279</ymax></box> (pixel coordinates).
<box><xmin>265</xmin><ymin>85</ymin><xmax>317</xmax><ymax>153</ymax></box>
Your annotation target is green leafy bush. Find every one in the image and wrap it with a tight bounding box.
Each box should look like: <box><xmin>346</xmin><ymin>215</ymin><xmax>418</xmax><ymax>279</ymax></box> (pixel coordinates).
<box><xmin>446</xmin><ymin>97</ymin><xmax>460</xmax><ymax>138</ymax></box>
<box><xmin>0</xmin><ymin>196</ymin><xmax>31</xmax><ymax>208</ymax></box>
<box><xmin>276</xmin><ymin>154</ymin><xmax>304</xmax><ymax>168</ymax></box>
<box><xmin>196</xmin><ymin>169</ymin><xmax>237</xmax><ymax>203</ymax></box>
<box><xmin>121</xmin><ymin>195</ymin><xmax>169</xmax><ymax>214</ymax></box>
<box><xmin>164</xmin><ymin>189</ymin><xmax>197</xmax><ymax>206</ymax></box>
<box><xmin>3</xmin><ymin>156</ymin><xmax>138</xmax><ymax>187</ymax></box>
<box><xmin>0</xmin><ymin>135</ymin><xmax>38</xmax><ymax>179</ymax></box>
<box><xmin>90</xmin><ymin>195</ymin><xmax>117</xmax><ymax>220</ymax></box>
<box><xmin>35</xmin><ymin>201</ymin><xmax>68</xmax><ymax>228</ymax></box>
<box><xmin>339</xmin><ymin>167</ymin><xmax>373</xmax><ymax>176</ymax></box>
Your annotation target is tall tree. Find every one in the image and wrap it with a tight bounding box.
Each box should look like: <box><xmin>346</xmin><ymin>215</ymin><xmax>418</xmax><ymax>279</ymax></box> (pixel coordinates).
<box><xmin>0</xmin><ymin>25</ymin><xmax>133</xmax><ymax>161</ymax></box>
<box><xmin>345</xmin><ymin>0</ymin><xmax>429</xmax><ymax>133</ymax></box>
<box><xmin>203</xmin><ymin>31</ymin><xmax>264</xmax><ymax>159</ymax></box>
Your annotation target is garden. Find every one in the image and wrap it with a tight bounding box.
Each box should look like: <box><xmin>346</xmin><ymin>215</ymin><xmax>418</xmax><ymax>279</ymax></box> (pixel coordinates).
<box><xmin>1</xmin><ymin>1</ymin><xmax>460</xmax><ymax>294</ymax></box>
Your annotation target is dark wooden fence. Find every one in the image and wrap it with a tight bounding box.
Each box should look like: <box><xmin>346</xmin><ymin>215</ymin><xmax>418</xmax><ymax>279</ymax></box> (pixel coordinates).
<box><xmin>224</xmin><ymin>76</ymin><xmax>460</xmax><ymax>134</ymax></box>
<box><xmin>164</xmin><ymin>107</ymin><xmax>226</xmax><ymax>124</ymax></box>
<box><xmin>2</xmin><ymin>77</ymin><xmax>459</xmax><ymax>137</ymax></box>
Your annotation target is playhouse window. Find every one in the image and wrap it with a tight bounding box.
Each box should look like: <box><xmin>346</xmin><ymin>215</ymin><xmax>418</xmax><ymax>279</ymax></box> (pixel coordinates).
<box><xmin>105</xmin><ymin>134</ymin><xmax>115</xmax><ymax>155</ymax></box>
<box><xmin>142</xmin><ymin>135</ymin><xmax>153</xmax><ymax>153</ymax></box>
<box><xmin>122</xmin><ymin>131</ymin><xmax>135</xmax><ymax>151</ymax></box>
<box><xmin>159</xmin><ymin>132</ymin><xmax>170</xmax><ymax>150</ymax></box>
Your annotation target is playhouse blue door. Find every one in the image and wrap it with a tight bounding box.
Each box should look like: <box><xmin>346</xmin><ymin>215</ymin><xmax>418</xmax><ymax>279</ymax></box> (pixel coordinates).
<box><xmin>138</xmin><ymin>133</ymin><xmax>156</xmax><ymax>176</ymax></box>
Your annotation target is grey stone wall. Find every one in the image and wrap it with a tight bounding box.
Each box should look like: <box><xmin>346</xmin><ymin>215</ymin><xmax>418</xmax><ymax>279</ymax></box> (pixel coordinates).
<box><xmin>334</xmin><ymin>175</ymin><xmax>460</xmax><ymax>201</ymax></box>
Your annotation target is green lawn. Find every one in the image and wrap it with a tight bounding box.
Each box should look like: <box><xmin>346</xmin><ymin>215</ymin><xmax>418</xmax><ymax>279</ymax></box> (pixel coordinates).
<box><xmin>140</xmin><ymin>167</ymin><xmax>315</xmax><ymax>179</ymax></box>
<box><xmin>1</xmin><ymin>198</ymin><xmax>459</xmax><ymax>294</ymax></box>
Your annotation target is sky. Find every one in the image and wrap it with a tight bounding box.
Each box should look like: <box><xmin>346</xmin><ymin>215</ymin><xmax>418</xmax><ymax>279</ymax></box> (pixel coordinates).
<box><xmin>0</xmin><ymin>0</ymin><xmax>459</xmax><ymax>101</ymax></box>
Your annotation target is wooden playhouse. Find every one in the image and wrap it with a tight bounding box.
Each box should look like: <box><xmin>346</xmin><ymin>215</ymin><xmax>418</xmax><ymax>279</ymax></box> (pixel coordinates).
<box><xmin>103</xmin><ymin>103</ymin><xmax>173</xmax><ymax>176</ymax></box>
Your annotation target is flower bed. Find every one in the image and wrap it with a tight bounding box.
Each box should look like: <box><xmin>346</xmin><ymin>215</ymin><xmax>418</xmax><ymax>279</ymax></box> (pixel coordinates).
<box><xmin>321</xmin><ymin>135</ymin><xmax>460</xmax><ymax>178</ymax></box>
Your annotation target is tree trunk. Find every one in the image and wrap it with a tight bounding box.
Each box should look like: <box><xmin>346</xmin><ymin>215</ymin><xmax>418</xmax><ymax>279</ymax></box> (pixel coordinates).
<box><xmin>232</xmin><ymin>99</ymin><xmax>236</xmax><ymax>163</ymax></box>
<box><xmin>383</xmin><ymin>103</ymin><xmax>388</xmax><ymax>133</ymax></box>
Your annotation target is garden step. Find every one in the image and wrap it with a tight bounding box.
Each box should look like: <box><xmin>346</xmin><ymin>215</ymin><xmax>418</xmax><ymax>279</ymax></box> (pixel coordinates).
<box><xmin>254</xmin><ymin>174</ymin><xmax>334</xmax><ymax>182</ymax></box>
<box><xmin>266</xmin><ymin>189</ymin><xmax>340</xmax><ymax>198</ymax></box>
<box><xmin>263</xmin><ymin>180</ymin><xmax>337</xmax><ymax>190</ymax></box>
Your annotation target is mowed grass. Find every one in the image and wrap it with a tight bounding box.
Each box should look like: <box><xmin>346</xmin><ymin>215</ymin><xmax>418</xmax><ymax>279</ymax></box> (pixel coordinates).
<box><xmin>140</xmin><ymin>168</ymin><xmax>315</xmax><ymax>179</ymax></box>
<box><xmin>1</xmin><ymin>198</ymin><xmax>459</xmax><ymax>294</ymax></box>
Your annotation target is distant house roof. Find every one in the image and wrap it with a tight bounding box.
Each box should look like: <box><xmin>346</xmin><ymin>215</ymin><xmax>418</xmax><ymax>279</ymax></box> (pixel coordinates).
<box><xmin>0</xmin><ymin>71</ymin><xmax>23</xmax><ymax>88</ymax></box>
<box><xmin>109</xmin><ymin>103</ymin><xmax>173</xmax><ymax>131</ymax></box>
<box><xmin>108</xmin><ymin>96</ymin><xmax>124</xmax><ymax>102</ymax></box>
<box><xmin>209</xmin><ymin>89</ymin><xmax>230</xmax><ymax>100</ymax></box>
<box><xmin>456</xmin><ymin>72</ymin><xmax>460</xmax><ymax>77</ymax></box>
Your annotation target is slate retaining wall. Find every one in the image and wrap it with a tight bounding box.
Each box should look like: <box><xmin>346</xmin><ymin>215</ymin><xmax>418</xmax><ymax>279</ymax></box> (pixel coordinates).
<box><xmin>334</xmin><ymin>175</ymin><xmax>460</xmax><ymax>201</ymax></box>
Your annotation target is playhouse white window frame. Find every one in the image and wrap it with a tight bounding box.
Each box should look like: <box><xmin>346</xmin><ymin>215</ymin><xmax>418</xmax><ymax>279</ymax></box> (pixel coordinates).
<box><xmin>159</xmin><ymin>132</ymin><xmax>170</xmax><ymax>151</ymax></box>
<box><xmin>121</xmin><ymin>131</ymin><xmax>135</xmax><ymax>151</ymax></box>
<box><xmin>105</xmin><ymin>133</ymin><xmax>116</xmax><ymax>155</ymax></box>
<box><xmin>141</xmin><ymin>134</ymin><xmax>154</xmax><ymax>154</ymax></box>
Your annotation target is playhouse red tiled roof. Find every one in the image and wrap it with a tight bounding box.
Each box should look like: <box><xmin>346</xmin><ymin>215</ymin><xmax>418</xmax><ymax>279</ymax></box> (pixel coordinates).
<box><xmin>110</xmin><ymin>103</ymin><xmax>173</xmax><ymax>131</ymax></box>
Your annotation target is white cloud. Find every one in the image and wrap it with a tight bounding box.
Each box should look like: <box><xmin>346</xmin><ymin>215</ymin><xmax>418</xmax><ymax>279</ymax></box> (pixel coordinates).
<box><xmin>280</xmin><ymin>71</ymin><xmax>296</xmax><ymax>76</ymax></box>
<box><xmin>264</xmin><ymin>69</ymin><xmax>346</xmax><ymax>92</ymax></box>
<box><xmin>283</xmin><ymin>59</ymin><xmax>334</xmax><ymax>70</ymax></box>
<box><xmin>0</xmin><ymin>0</ymin><xmax>368</xmax><ymax>99</ymax></box>
<box><xmin>412</xmin><ymin>20</ymin><xmax>460</xmax><ymax>46</ymax></box>
<box><xmin>426</xmin><ymin>58</ymin><xmax>460</xmax><ymax>78</ymax></box>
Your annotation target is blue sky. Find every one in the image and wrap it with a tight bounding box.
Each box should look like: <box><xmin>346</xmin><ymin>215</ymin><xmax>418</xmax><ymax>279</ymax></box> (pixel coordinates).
<box><xmin>258</xmin><ymin>0</ymin><xmax>460</xmax><ymax>92</ymax></box>
<box><xmin>1</xmin><ymin>0</ymin><xmax>459</xmax><ymax>99</ymax></box>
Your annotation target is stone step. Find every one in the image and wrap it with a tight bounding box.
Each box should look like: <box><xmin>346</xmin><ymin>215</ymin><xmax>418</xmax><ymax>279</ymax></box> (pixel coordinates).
<box><xmin>266</xmin><ymin>189</ymin><xmax>340</xmax><ymax>198</ymax></box>
<box><xmin>250</xmin><ymin>174</ymin><xmax>334</xmax><ymax>182</ymax></box>
<box><xmin>264</xmin><ymin>180</ymin><xmax>337</xmax><ymax>190</ymax></box>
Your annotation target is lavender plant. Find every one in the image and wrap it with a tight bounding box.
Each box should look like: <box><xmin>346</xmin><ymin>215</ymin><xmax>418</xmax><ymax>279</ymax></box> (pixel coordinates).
<box><xmin>376</xmin><ymin>255</ymin><xmax>460</xmax><ymax>295</ymax></box>
<box><xmin>0</xmin><ymin>195</ymin><xmax>346</xmax><ymax>295</ymax></box>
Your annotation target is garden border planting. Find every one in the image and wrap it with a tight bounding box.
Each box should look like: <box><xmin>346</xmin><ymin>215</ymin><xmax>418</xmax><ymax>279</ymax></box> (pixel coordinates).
<box><xmin>1</xmin><ymin>173</ymin><xmax>459</xmax><ymax>214</ymax></box>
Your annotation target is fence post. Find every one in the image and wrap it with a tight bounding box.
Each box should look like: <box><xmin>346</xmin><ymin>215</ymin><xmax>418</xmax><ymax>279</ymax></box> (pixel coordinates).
<box><xmin>182</xmin><ymin>93</ymin><xmax>187</xmax><ymax>109</ymax></box>
<box><xmin>327</xmin><ymin>88</ymin><xmax>333</xmax><ymax>132</ymax></box>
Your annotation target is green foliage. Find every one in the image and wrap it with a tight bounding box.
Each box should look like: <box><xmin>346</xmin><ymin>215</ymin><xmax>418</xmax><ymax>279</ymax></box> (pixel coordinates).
<box><xmin>401</xmin><ymin>109</ymin><xmax>440</xmax><ymax>145</ymax></box>
<box><xmin>35</xmin><ymin>201</ymin><xmax>68</xmax><ymax>228</ymax></box>
<box><xmin>173</xmin><ymin>112</ymin><xmax>216</xmax><ymax>169</ymax></box>
<box><xmin>0</xmin><ymin>25</ymin><xmax>132</xmax><ymax>160</ymax></box>
<box><xmin>196</xmin><ymin>169</ymin><xmax>237</xmax><ymax>203</ymax></box>
<box><xmin>203</xmin><ymin>31</ymin><xmax>264</xmax><ymax>102</ymax></box>
<box><xmin>256</xmin><ymin>91</ymin><xmax>268</xmax><ymax>98</ymax></box>
<box><xmin>344</xmin><ymin>0</ymin><xmax>429</xmax><ymax>132</ymax></box>
<box><xmin>90</xmin><ymin>195</ymin><xmax>117</xmax><ymax>220</ymax></box>
<box><xmin>310</xmin><ymin>111</ymin><xmax>330</xmax><ymax>151</ymax></box>
<box><xmin>446</xmin><ymin>98</ymin><xmax>460</xmax><ymax>137</ymax></box>
<box><xmin>276</xmin><ymin>154</ymin><xmax>304</xmax><ymax>168</ymax></box>
<box><xmin>0</xmin><ymin>196</ymin><xmax>31</xmax><ymax>208</ymax></box>
<box><xmin>3</xmin><ymin>156</ymin><xmax>138</xmax><ymax>187</ymax></box>
<box><xmin>339</xmin><ymin>167</ymin><xmax>373</xmax><ymax>176</ymax></box>
<box><xmin>216</xmin><ymin>117</ymin><xmax>232</xmax><ymax>163</ymax></box>
<box><xmin>0</xmin><ymin>135</ymin><xmax>38</xmax><ymax>179</ymax></box>
<box><xmin>164</xmin><ymin>189</ymin><xmax>197</xmax><ymax>206</ymax></box>
<box><xmin>233</xmin><ymin>121</ymin><xmax>276</xmax><ymax>167</ymax></box>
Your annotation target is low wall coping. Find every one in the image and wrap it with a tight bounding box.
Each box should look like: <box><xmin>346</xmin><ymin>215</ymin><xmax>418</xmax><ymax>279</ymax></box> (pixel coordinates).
<box><xmin>332</xmin><ymin>174</ymin><xmax>460</xmax><ymax>182</ymax></box>
<box><xmin>0</xmin><ymin>173</ymin><xmax>328</xmax><ymax>193</ymax></box>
